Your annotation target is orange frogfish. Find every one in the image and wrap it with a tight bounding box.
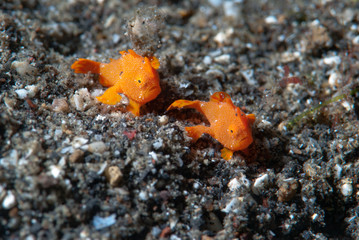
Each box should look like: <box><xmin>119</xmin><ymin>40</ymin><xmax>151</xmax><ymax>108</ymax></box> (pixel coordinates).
<box><xmin>71</xmin><ymin>49</ymin><xmax>161</xmax><ymax>116</ymax></box>
<box><xmin>167</xmin><ymin>92</ymin><xmax>256</xmax><ymax>160</ymax></box>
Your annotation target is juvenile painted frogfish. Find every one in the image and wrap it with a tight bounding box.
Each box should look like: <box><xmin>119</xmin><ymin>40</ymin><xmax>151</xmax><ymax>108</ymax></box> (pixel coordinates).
<box><xmin>71</xmin><ymin>49</ymin><xmax>161</xmax><ymax>116</ymax></box>
<box><xmin>167</xmin><ymin>92</ymin><xmax>256</xmax><ymax>160</ymax></box>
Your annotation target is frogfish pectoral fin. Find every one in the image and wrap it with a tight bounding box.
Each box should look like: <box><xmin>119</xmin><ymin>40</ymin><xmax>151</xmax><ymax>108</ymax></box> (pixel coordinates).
<box><xmin>96</xmin><ymin>86</ymin><xmax>122</xmax><ymax>105</ymax></box>
<box><xmin>71</xmin><ymin>59</ymin><xmax>100</xmax><ymax>74</ymax></box>
<box><xmin>220</xmin><ymin>148</ymin><xmax>234</xmax><ymax>161</ymax></box>
<box><xmin>184</xmin><ymin>125</ymin><xmax>210</xmax><ymax>142</ymax></box>
<box><xmin>127</xmin><ymin>99</ymin><xmax>141</xmax><ymax>117</ymax></box>
<box><xmin>246</xmin><ymin>114</ymin><xmax>256</xmax><ymax>125</ymax></box>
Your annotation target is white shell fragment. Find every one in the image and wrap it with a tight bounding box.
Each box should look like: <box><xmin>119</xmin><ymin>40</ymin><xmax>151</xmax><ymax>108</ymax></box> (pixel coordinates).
<box><xmin>2</xmin><ymin>191</ymin><xmax>16</xmax><ymax>209</ymax></box>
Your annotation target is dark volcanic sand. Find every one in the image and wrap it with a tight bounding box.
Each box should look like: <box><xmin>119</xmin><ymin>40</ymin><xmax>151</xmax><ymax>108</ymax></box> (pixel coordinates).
<box><xmin>1</xmin><ymin>0</ymin><xmax>359</xmax><ymax>239</ymax></box>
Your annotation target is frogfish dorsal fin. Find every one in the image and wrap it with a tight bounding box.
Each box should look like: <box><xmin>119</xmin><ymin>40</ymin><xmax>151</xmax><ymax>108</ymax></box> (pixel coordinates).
<box><xmin>210</xmin><ymin>92</ymin><xmax>232</xmax><ymax>103</ymax></box>
<box><xmin>148</xmin><ymin>56</ymin><xmax>160</xmax><ymax>70</ymax></box>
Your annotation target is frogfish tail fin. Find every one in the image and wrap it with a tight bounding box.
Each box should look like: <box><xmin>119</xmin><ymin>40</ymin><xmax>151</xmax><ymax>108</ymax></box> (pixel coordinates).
<box><xmin>71</xmin><ymin>59</ymin><xmax>100</xmax><ymax>74</ymax></box>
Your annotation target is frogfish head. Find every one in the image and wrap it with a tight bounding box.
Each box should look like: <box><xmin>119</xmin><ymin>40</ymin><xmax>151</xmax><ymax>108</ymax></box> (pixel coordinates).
<box><xmin>225</xmin><ymin>107</ymin><xmax>254</xmax><ymax>151</ymax></box>
<box><xmin>126</xmin><ymin>57</ymin><xmax>161</xmax><ymax>104</ymax></box>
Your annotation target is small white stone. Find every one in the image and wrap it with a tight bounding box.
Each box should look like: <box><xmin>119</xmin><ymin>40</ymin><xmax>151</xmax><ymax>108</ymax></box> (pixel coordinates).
<box><xmin>149</xmin><ymin>151</ymin><xmax>158</xmax><ymax>161</ymax></box>
<box><xmin>15</xmin><ymin>89</ymin><xmax>28</xmax><ymax>99</ymax></box>
<box><xmin>228</xmin><ymin>175</ymin><xmax>250</xmax><ymax>191</ymax></box>
<box><xmin>323</xmin><ymin>56</ymin><xmax>341</xmax><ymax>65</ymax></box>
<box><xmin>223</xmin><ymin>1</ymin><xmax>240</xmax><ymax>18</ymax></box>
<box><xmin>52</xmin><ymin>98</ymin><xmax>69</xmax><ymax>113</ymax></box>
<box><xmin>222</xmin><ymin>197</ymin><xmax>240</xmax><ymax>213</ymax></box>
<box><xmin>328</xmin><ymin>72</ymin><xmax>341</xmax><ymax>88</ymax></box>
<box><xmin>2</xmin><ymin>191</ymin><xmax>16</xmax><ymax>209</ymax></box>
<box><xmin>281</xmin><ymin>51</ymin><xmax>301</xmax><ymax>63</ymax></box>
<box><xmin>158</xmin><ymin>115</ymin><xmax>168</xmax><ymax>125</ymax></box>
<box><xmin>334</xmin><ymin>164</ymin><xmax>342</xmax><ymax>179</ymax></box>
<box><xmin>112</xmin><ymin>34</ymin><xmax>120</xmax><ymax>44</ymax></box>
<box><xmin>71</xmin><ymin>88</ymin><xmax>92</xmax><ymax>111</ymax></box>
<box><xmin>91</xmin><ymin>89</ymin><xmax>104</xmax><ymax>97</ymax></box>
<box><xmin>252</xmin><ymin>173</ymin><xmax>269</xmax><ymax>195</ymax></box>
<box><xmin>208</xmin><ymin>0</ymin><xmax>222</xmax><ymax>7</ymax></box>
<box><xmin>139</xmin><ymin>191</ymin><xmax>148</xmax><ymax>201</ymax></box>
<box><xmin>95</xmin><ymin>115</ymin><xmax>106</xmax><ymax>121</ymax></box>
<box><xmin>353</xmin><ymin>36</ymin><xmax>359</xmax><ymax>45</ymax></box>
<box><xmin>341</xmin><ymin>179</ymin><xmax>353</xmax><ymax>197</ymax></box>
<box><xmin>11</xmin><ymin>61</ymin><xmax>37</xmax><ymax>76</ymax></box>
<box><xmin>153</xmin><ymin>138</ymin><xmax>163</xmax><ymax>150</ymax></box>
<box><xmin>261</xmin><ymin>119</ymin><xmax>272</xmax><ymax>126</ymax></box>
<box><xmin>214</xmin><ymin>28</ymin><xmax>234</xmax><ymax>45</ymax></box>
<box><xmin>72</xmin><ymin>137</ymin><xmax>88</xmax><ymax>149</ymax></box>
<box><xmin>341</xmin><ymin>101</ymin><xmax>352</xmax><ymax>111</ymax></box>
<box><xmin>203</xmin><ymin>56</ymin><xmax>212</xmax><ymax>65</ymax></box>
<box><xmin>228</xmin><ymin>178</ymin><xmax>240</xmax><ymax>191</ymax></box>
<box><xmin>311</xmin><ymin>19</ymin><xmax>320</xmax><ymax>26</ymax></box>
<box><xmin>214</xmin><ymin>54</ymin><xmax>231</xmax><ymax>64</ymax></box>
<box><xmin>92</xmin><ymin>214</ymin><xmax>116</xmax><ymax>230</ymax></box>
<box><xmin>265</xmin><ymin>16</ymin><xmax>278</xmax><ymax>24</ymax></box>
<box><xmin>241</xmin><ymin>69</ymin><xmax>256</xmax><ymax>85</ymax></box>
<box><xmin>312</xmin><ymin>213</ymin><xmax>319</xmax><ymax>221</ymax></box>
<box><xmin>88</xmin><ymin>141</ymin><xmax>107</xmax><ymax>154</ymax></box>
<box><xmin>97</xmin><ymin>162</ymin><xmax>108</xmax><ymax>175</ymax></box>
<box><xmin>49</xmin><ymin>165</ymin><xmax>62</xmax><ymax>178</ymax></box>
<box><xmin>25</xmin><ymin>85</ymin><xmax>38</xmax><ymax>98</ymax></box>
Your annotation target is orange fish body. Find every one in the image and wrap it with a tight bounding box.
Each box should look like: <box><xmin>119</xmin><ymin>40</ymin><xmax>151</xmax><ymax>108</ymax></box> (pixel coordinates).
<box><xmin>167</xmin><ymin>92</ymin><xmax>255</xmax><ymax>160</ymax></box>
<box><xmin>71</xmin><ymin>49</ymin><xmax>161</xmax><ymax>116</ymax></box>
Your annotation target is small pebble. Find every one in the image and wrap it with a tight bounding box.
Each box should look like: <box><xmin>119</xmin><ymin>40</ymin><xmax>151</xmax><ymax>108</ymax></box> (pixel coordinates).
<box><xmin>88</xmin><ymin>141</ymin><xmax>107</xmax><ymax>154</ymax></box>
<box><xmin>158</xmin><ymin>115</ymin><xmax>168</xmax><ymax>125</ymax></box>
<box><xmin>252</xmin><ymin>174</ymin><xmax>269</xmax><ymax>195</ymax></box>
<box><xmin>228</xmin><ymin>178</ymin><xmax>241</xmax><ymax>191</ymax></box>
<box><xmin>26</xmin><ymin>140</ymin><xmax>43</xmax><ymax>158</ymax></box>
<box><xmin>228</xmin><ymin>175</ymin><xmax>250</xmax><ymax>191</ymax></box>
<box><xmin>241</xmin><ymin>69</ymin><xmax>256</xmax><ymax>85</ymax></box>
<box><xmin>340</xmin><ymin>179</ymin><xmax>353</xmax><ymax>197</ymax></box>
<box><xmin>277</xmin><ymin>178</ymin><xmax>298</xmax><ymax>202</ymax></box>
<box><xmin>352</xmin><ymin>35</ymin><xmax>359</xmax><ymax>45</ymax></box>
<box><xmin>328</xmin><ymin>72</ymin><xmax>341</xmax><ymax>88</ymax></box>
<box><xmin>11</xmin><ymin>61</ymin><xmax>37</xmax><ymax>76</ymax></box>
<box><xmin>72</xmin><ymin>137</ymin><xmax>88</xmax><ymax>149</ymax></box>
<box><xmin>105</xmin><ymin>166</ymin><xmax>123</xmax><ymax>187</ymax></box>
<box><xmin>203</xmin><ymin>55</ymin><xmax>212</xmax><ymax>65</ymax></box>
<box><xmin>71</xmin><ymin>88</ymin><xmax>92</xmax><ymax>111</ymax></box>
<box><xmin>153</xmin><ymin>138</ymin><xmax>163</xmax><ymax>150</ymax></box>
<box><xmin>92</xmin><ymin>214</ymin><xmax>116</xmax><ymax>230</ymax></box>
<box><xmin>323</xmin><ymin>56</ymin><xmax>341</xmax><ymax>65</ymax></box>
<box><xmin>69</xmin><ymin>149</ymin><xmax>84</xmax><ymax>163</ymax></box>
<box><xmin>4</xmin><ymin>96</ymin><xmax>17</xmax><ymax>110</ymax></box>
<box><xmin>214</xmin><ymin>54</ymin><xmax>231</xmax><ymax>64</ymax></box>
<box><xmin>208</xmin><ymin>0</ymin><xmax>222</xmax><ymax>7</ymax></box>
<box><xmin>139</xmin><ymin>191</ymin><xmax>148</xmax><ymax>201</ymax></box>
<box><xmin>265</xmin><ymin>15</ymin><xmax>278</xmax><ymax>24</ymax></box>
<box><xmin>15</xmin><ymin>89</ymin><xmax>29</xmax><ymax>99</ymax></box>
<box><xmin>2</xmin><ymin>191</ymin><xmax>16</xmax><ymax>209</ymax></box>
<box><xmin>49</xmin><ymin>165</ymin><xmax>63</xmax><ymax>179</ymax></box>
<box><xmin>149</xmin><ymin>151</ymin><xmax>158</xmax><ymax>161</ymax></box>
<box><xmin>52</xmin><ymin>98</ymin><xmax>69</xmax><ymax>113</ymax></box>
<box><xmin>214</xmin><ymin>28</ymin><xmax>233</xmax><ymax>45</ymax></box>
<box><xmin>223</xmin><ymin>1</ymin><xmax>241</xmax><ymax>19</ymax></box>
<box><xmin>25</xmin><ymin>85</ymin><xmax>38</xmax><ymax>98</ymax></box>
<box><xmin>152</xmin><ymin>226</ymin><xmax>162</xmax><ymax>238</ymax></box>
